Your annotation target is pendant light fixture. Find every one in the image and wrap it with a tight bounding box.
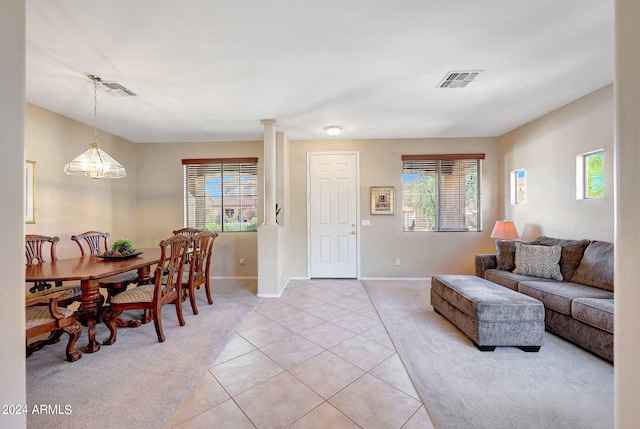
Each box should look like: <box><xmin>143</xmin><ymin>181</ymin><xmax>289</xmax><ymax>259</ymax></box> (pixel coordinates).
<box><xmin>63</xmin><ymin>75</ymin><xmax>127</xmax><ymax>179</ymax></box>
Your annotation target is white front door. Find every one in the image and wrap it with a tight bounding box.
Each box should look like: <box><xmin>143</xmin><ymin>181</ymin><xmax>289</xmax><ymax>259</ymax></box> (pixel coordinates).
<box><xmin>308</xmin><ymin>152</ymin><xmax>359</xmax><ymax>278</ymax></box>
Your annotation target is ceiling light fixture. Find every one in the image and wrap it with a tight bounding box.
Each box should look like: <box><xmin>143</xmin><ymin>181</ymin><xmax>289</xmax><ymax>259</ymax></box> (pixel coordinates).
<box><xmin>63</xmin><ymin>75</ymin><xmax>127</xmax><ymax>179</ymax></box>
<box><xmin>325</xmin><ymin>125</ymin><xmax>342</xmax><ymax>137</ymax></box>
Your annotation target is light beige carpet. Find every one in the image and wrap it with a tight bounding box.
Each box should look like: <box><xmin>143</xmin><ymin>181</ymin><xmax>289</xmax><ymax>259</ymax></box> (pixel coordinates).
<box><xmin>26</xmin><ymin>279</ymin><xmax>259</xmax><ymax>429</ymax></box>
<box><xmin>363</xmin><ymin>279</ymin><xmax>614</xmax><ymax>429</ymax></box>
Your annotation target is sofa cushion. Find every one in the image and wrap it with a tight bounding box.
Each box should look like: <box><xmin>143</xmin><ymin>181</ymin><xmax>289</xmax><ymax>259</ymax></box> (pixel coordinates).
<box><xmin>572</xmin><ymin>298</ymin><xmax>614</xmax><ymax>333</ymax></box>
<box><xmin>513</xmin><ymin>243</ymin><xmax>563</xmax><ymax>281</ymax></box>
<box><xmin>571</xmin><ymin>241</ymin><xmax>614</xmax><ymax>291</ymax></box>
<box><xmin>532</xmin><ymin>236</ymin><xmax>591</xmax><ymax>281</ymax></box>
<box><xmin>484</xmin><ymin>269</ymin><xmax>556</xmax><ymax>291</ymax></box>
<box><xmin>518</xmin><ymin>280</ymin><xmax>613</xmax><ymax>315</ymax></box>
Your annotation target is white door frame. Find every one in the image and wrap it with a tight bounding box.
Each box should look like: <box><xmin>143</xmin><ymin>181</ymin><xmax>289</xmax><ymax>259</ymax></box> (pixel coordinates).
<box><xmin>307</xmin><ymin>151</ymin><xmax>360</xmax><ymax>279</ymax></box>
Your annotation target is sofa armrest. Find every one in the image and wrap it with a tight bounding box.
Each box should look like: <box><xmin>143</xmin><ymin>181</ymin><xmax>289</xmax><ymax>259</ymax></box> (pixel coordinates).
<box><xmin>475</xmin><ymin>254</ymin><xmax>497</xmax><ymax>278</ymax></box>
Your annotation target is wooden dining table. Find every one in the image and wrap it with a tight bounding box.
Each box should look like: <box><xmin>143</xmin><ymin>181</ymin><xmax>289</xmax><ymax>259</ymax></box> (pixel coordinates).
<box><xmin>25</xmin><ymin>248</ymin><xmax>162</xmax><ymax>353</ymax></box>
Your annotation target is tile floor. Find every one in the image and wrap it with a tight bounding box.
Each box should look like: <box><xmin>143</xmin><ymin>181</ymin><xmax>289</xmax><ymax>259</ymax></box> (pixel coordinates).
<box><xmin>163</xmin><ymin>279</ymin><xmax>435</xmax><ymax>429</ymax></box>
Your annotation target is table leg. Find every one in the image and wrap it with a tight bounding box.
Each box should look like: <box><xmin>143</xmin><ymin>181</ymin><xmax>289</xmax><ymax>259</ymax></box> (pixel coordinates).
<box><xmin>79</xmin><ymin>279</ymin><xmax>102</xmax><ymax>353</ymax></box>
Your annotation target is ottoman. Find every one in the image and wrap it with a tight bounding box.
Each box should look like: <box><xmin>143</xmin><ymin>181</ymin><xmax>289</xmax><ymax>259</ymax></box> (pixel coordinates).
<box><xmin>431</xmin><ymin>274</ymin><xmax>545</xmax><ymax>352</ymax></box>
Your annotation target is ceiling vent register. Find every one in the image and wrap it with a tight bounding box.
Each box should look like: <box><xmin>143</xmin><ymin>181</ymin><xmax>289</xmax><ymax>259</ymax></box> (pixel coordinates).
<box><xmin>97</xmin><ymin>80</ymin><xmax>136</xmax><ymax>97</ymax></box>
<box><xmin>438</xmin><ymin>71</ymin><xmax>482</xmax><ymax>89</ymax></box>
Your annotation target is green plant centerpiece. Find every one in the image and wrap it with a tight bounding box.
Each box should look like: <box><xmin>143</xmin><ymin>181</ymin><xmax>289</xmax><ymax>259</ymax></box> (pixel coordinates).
<box><xmin>104</xmin><ymin>238</ymin><xmax>136</xmax><ymax>257</ymax></box>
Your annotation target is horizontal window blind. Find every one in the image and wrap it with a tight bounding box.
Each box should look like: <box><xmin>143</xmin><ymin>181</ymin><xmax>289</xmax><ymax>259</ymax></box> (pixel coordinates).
<box><xmin>402</xmin><ymin>154</ymin><xmax>483</xmax><ymax>232</ymax></box>
<box><xmin>183</xmin><ymin>158</ymin><xmax>258</xmax><ymax>232</ymax></box>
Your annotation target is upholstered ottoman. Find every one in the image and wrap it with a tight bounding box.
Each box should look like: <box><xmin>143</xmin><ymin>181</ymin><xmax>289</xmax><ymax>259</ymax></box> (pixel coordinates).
<box><xmin>431</xmin><ymin>274</ymin><xmax>545</xmax><ymax>352</ymax></box>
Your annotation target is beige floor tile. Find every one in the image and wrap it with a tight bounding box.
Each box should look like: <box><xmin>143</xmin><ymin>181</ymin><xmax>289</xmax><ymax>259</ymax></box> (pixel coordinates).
<box><xmin>279</xmin><ymin>293</ymin><xmax>327</xmax><ymax>311</ymax></box>
<box><xmin>298</xmin><ymin>322</ymin><xmax>356</xmax><ymax>349</ymax></box>
<box><xmin>329</xmin><ymin>374</ymin><xmax>422</xmax><ymax>429</ymax></box>
<box><xmin>330</xmin><ymin>334</ymin><xmax>395</xmax><ymax>371</ymax></box>
<box><xmin>234</xmin><ymin>372</ymin><xmax>324</xmax><ymax>429</ymax></box>
<box><xmin>331</xmin><ymin>295</ymin><xmax>371</xmax><ymax>311</ymax></box>
<box><xmin>212</xmin><ymin>334</ymin><xmax>256</xmax><ymax>366</ymax></box>
<box><xmin>261</xmin><ymin>334</ymin><xmax>324</xmax><ymax>369</ymax></box>
<box><xmin>369</xmin><ymin>353</ymin><xmax>420</xmax><ymax>400</ymax></box>
<box><xmin>274</xmin><ymin>308</ymin><xmax>325</xmax><ymax>333</ymax></box>
<box><xmin>401</xmin><ymin>406</ymin><xmax>436</xmax><ymax>429</ymax></box>
<box><xmin>331</xmin><ymin>311</ymin><xmax>381</xmax><ymax>334</ymax></box>
<box><xmin>239</xmin><ymin>311</ymin><xmax>272</xmax><ymax>330</ymax></box>
<box><xmin>173</xmin><ymin>399</ymin><xmax>255</xmax><ymax>429</ymax></box>
<box><xmin>289</xmin><ymin>351</ymin><xmax>365</xmax><ymax>399</ymax></box>
<box><xmin>163</xmin><ymin>372</ymin><xmax>230</xmax><ymax>428</ymax></box>
<box><xmin>210</xmin><ymin>349</ymin><xmax>284</xmax><ymax>396</ymax></box>
<box><xmin>354</xmin><ymin>302</ymin><xmax>381</xmax><ymax>320</ymax></box>
<box><xmin>238</xmin><ymin>319</ymin><xmax>294</xmax><ymax>348</ymax></box>
<box><xmin>359</xmin><ymin>323</ymin><xmax>395</xmax><ymax>348</ymax></box>
<box><xmin>304</xmin><ymin>303</ymin><xmax>353</xmax><ymax>321</ymax></box>
<box><xmin>288</xmin><ymin>402</ymin><xmax>360</xmax><ymax>429</ymax></box>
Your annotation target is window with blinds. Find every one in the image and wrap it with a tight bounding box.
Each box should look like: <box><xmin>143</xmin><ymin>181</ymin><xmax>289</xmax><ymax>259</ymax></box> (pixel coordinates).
<box><xmin>402</xmin><ymin>154</ymin><xmax>484</xmax><ymax>232</ymax></box>
<box><xmin>182</xmin><ymin>158</ymin><xmax>258</xmax><ymax>232</ymax></box>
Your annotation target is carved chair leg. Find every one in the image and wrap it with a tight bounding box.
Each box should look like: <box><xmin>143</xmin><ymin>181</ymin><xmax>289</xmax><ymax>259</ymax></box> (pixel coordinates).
<box><xmin>102</xmin><ymin>309</ymin><xmax>122</xmax><ymax>345</ymax></box>
<box><xmin>153</xmin><ymin>306</ymin><xmax>165</xmax><ymax>343</ymax></box>
<box><xmin>205</xmin><ymin>279</ymin><xmax>214</xmax><ymax>305</ymax></box>
<box><xmin>63</xmin><ymin>322</ymin><xmax>83</xmax><ymax>362</ymax></box>
<box><xmin>114</xmin><ymin>314</ymin><xmax>143</xmax><ymax>328</ymax></box>
<box><xmin>189</xmin><ymin>286</ymin><xmax>199</xmax><ymax>315</ymax></box>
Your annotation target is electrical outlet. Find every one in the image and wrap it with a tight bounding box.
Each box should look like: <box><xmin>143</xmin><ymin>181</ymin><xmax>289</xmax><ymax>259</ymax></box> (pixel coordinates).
<box><xmin>395</xmin><ymin>259</ymin><xmax>401</xmax><ymax>266</ymax></box>
<box><xmin>240</xmin><ymin>258</ymin><xmax>245</xmax><ymax>265</ymax></box>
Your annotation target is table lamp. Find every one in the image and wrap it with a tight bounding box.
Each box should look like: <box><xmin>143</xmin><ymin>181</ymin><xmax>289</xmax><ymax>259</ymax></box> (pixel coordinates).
<box><xmin>490</xmin><ymin>220</ymin><xmax>519</xmax><ymax>240</ymax></box>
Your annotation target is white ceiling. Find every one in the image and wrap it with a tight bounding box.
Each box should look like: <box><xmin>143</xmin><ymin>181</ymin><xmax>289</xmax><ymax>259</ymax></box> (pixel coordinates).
<box><xmin>25</xmin><ymin>0</ymin><xmax>614</xmax><ymax>143</ymax></box>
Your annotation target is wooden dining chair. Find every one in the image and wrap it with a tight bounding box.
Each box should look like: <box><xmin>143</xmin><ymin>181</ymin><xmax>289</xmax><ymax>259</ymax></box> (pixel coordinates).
<box><xmin>172</xmin><ymin>227</ymin><xmax>203</xmax><ymax>237</ymax></box>
<box><xmin>71</xmin><ymin>231</ymin><xmax>139</xmax><ymax>303</ymax></box>
<box><xmin>26</xmin><ymin>285</ymin><xmax>82</xmax><ymax>362</ymax></box>
<box><xmin>25</xmin><ymin>234</ymin><xmax>81</xmax><ymax>307</ymax></box>
<box><xmin>181</xmin><ymin>230</ymin><xmax>218</xmax><ymax>314</ymax></box>
<box><xmin>102</xmin><ymin>234</ymin><xmax>192</xmax><ymax>344</ymax></box>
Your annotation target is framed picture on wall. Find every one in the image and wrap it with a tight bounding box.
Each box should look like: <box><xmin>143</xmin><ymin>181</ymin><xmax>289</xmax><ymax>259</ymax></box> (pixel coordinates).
<box><xmin>25</xmin><ymin>160</ymin><xmax>36</xmax><ymax>224</ymax></box>
<box><xmin>370</xmin><ymin>186</ymin><xmax>394</xmax><ymax>215</ymax></box>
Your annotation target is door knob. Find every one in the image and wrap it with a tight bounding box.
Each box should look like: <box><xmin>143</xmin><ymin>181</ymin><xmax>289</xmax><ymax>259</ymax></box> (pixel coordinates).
<box><xmin>350</xmin><ymin>231</ymin><xmax>356</xmax><ymax>234</ymax></box>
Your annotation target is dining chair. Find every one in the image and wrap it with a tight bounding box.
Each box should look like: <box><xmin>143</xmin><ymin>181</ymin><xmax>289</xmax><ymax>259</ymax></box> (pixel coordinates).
<box><xmin>25</xmin><ymin>234</ymin><xmax>81</xmax><ymax>307</ymax></box>
<box><xmin>26</xmin><ymin>285</ymin><xmax>82</xmax><ymax>362</ymax></box>
<box><xmin>172</xmin><ymin>227</ymin><xmax>203</xmax><ymax>237</ymax></box>
<box><xmin>102</xmin><ymin>234</ymin><xmax>192</xmax><ymax>344</ymax></box>
<box><xmin>181</xmin><ymin>230</ymin><xmax>218</xmax><ymax>314</ymax></box>
<box><xmin>71</xmin><ymin>231</ymin><xmax>139</xmax><ymax>303</ymax></box>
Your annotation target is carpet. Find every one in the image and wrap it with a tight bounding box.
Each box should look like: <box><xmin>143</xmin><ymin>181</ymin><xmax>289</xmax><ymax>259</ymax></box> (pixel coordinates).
<box><xmin>26</xmin><ymin>279</ymin><xmax>259</xmax><ymax>429</ymax></box>
<box><xmin>363</xmin><ymin>280</ymin><xmax>614</xmax><ymax>429</ymax></box>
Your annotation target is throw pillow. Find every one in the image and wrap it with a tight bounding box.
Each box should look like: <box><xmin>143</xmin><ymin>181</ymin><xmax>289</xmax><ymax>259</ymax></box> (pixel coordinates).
<box><xmin>495</xmin><ymin>240</ymin><xmax>517</xmax><ymax>271</ymax></box>
<box><xmin>513</xmin><ymin>242</ymin><xmax>563</xmax><ymax>280</ymax></box>
<box><xmin>532</xmin><ymin>236</ymin><xmax>590</xmax><ymax>281</ymax></box>
<box><xmin>571</xmin><ymin>241</ymin><xmax>614</xmax><ymax>291</ymax></box>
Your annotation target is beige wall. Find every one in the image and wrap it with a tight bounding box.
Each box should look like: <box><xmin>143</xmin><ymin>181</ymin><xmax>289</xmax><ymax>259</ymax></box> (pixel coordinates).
<box><xmin>287</xmin><ymin>138</ymin><xmax>500</xmax><ymax>278</ymax></box>
<box><xmin>135</xmin><ymin>141</ymin><xmax>263</xmax><ymax>278</ymax></box>
<box><xmin>24</xmin><ymin>104</ymin><xmax>138</xmax><ymax>258</ymax></box>
<box><xmin>498</xmin><ymin>85</ymin><xmax>614</xmax><ymax>242</ymax></box>
<box><xmin>0</xmin><ymin>2</ymin><xmax>26</xmax><ymax>427</ymax></box>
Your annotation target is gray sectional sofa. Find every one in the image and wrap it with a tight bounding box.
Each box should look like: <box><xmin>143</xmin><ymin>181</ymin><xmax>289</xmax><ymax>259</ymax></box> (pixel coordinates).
<box><xmin>475</xmin><ymin>236</ymin><xmax>614</xmax><ymax>362</ymax></box>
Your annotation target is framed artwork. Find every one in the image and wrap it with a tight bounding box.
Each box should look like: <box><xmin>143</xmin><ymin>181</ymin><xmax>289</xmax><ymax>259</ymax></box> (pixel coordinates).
<box><xmin>370</xmin><ymin>186</ymin><xmax>394</xmax><ymax>215</ymax></box>
<box><xmin>25</xmin><ymin>160</ymin><xmax>36</xmax><ymax>224</ymax></box>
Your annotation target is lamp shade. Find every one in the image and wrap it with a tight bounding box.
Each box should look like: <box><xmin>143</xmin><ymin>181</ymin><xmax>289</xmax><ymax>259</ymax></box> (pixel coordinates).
<box><xmin>63</xmin><ymin>143</ymin><xmax>127</xmax><ymax>179</ymax></box>
<box><xmin>490</xmin><ymin>220</ymin><xmax>519</xmax><ymax>240</ymax></box>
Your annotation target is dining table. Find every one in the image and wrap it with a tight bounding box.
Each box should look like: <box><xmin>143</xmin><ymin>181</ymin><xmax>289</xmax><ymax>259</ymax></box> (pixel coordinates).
<box><xmin>25</xmin><ymin>248</ymin><xmax>163</xmax><ymax>353</ymax></box>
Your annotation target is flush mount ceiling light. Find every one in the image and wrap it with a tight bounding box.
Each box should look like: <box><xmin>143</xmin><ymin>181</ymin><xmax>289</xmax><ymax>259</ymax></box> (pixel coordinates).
<box><xmin>437</xmin><ymin>70</ymin><xmax>482</xmax><ymax>89</ymax></box>
<box><xmin>325</xmin><ymin>125</ymin><xmax>342</xmax><ymax>137</ymax></box>
<box><xmin>63</xmin><ymin>75</ymin><xmax>127</xmax><ymax>179</ymax></box>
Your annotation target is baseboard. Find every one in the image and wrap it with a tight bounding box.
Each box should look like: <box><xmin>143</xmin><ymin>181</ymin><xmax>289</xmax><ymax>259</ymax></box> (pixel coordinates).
<box><xmin>359</xmin><ymin>277</ymin><xmax>431</xmax><ymax>281</ymax></box>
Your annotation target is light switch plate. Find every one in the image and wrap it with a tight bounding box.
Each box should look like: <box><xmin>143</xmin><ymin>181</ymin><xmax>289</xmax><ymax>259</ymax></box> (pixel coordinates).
<box><xmin>362</xmin><ymin>220</ymin><xmax>371</xmax><ymax>226</ymax></box>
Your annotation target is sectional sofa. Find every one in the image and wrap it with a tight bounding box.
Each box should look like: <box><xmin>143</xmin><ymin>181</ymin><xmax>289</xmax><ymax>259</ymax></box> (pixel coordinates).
<box><xmin>475</xmin><ymin>236</ymin><xmax>614</xmax><ymax>362</ymax></box>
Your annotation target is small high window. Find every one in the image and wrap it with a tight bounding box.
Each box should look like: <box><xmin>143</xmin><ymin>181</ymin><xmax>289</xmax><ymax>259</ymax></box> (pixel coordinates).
<box><xmin>576</xmin><ymin>150</ymin><xmax>604</xmax><ymax>199</ymax></box>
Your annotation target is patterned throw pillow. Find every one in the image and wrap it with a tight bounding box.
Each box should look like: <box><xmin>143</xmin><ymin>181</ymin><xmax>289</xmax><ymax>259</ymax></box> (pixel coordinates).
<box><xmin>513</xmin><ymin>242</ymin><xmax>563</xmax><ymax>280</ymax></box>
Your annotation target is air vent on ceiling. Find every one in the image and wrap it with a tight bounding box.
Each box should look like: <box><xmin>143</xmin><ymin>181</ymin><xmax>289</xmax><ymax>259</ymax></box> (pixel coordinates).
<box><xmin>437</xmin><ymin>70</ymin><xmax>482</xmax><ymax>89</ymax></box>
<box><xmin>97</xmin><ymin>80</ymin><xmax>136</xmax><ymax>97</ymax></box>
